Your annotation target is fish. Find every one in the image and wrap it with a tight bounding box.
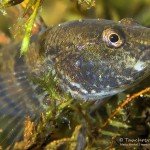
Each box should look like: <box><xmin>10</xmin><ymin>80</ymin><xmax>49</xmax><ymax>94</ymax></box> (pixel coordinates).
<box><xmin>39</xmin><ymin>18</ymin><xmax>150</xmax><ymax>100</ymax></box>
<box><xmin>0</xmin><ymin>18</ymin><xmax>149</xmax><ymax>149</ymax></box>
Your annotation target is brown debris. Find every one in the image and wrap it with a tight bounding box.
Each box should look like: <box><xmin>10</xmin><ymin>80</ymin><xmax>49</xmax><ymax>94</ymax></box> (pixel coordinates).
<box><xmin>0</xmin><ymin>31</ymin><xmax>10</xmax><ymax>45</ymax></box>
<box><xmin>14</xmin><ymin>116</ymin><xmax>36</xmax><ymax>149</ymax></box>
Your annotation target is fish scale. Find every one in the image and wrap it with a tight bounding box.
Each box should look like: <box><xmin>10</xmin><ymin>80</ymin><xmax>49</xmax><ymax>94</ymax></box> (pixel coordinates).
<box><xmin>0</xmin><ymin>18</ymin><xmax>150</xmax><ymax>148</ymax></box>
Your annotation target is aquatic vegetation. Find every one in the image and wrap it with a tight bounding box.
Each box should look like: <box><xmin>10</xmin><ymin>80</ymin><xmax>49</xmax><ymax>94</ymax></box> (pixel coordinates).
<box><xmin>13</xmin><ymin>87</ymin><xmax>150</xmax><ymax>149</ymax></box>
<box><xmin>20</xmin><ymin>0</ymin><xmax>43</xmax><ymax>55</ymax></box>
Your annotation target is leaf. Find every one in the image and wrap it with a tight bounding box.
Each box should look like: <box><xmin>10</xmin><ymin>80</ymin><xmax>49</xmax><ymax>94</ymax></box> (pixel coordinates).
<box><xmin>20</xmin><ymin>0</ymin><xmax>43</xmax><ymax>55</ymax></box>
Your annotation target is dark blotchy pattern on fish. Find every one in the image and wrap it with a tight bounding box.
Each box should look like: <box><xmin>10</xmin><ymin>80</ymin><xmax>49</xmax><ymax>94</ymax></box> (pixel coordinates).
<box><xmin>40</xmin><ymin>18</ymin><xmax>150</xmax><ymax>100</ymax></box>
<box><xmin>0</xmin><ymin>18</ymin><xmax>149</xmax><ymax>148</ymax></box>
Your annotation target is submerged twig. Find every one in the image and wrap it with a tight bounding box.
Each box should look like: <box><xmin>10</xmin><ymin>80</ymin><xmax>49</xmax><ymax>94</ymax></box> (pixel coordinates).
<box><xmin>102</xmin><ymin>87</ymin><xmax>150</xmax><ymax>127</ymax></box>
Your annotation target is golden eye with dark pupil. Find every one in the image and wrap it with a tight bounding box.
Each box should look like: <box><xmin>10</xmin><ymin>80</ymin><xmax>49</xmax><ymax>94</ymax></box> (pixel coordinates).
<box><xmin>102</xmin><ymin>28</ymin><xmax>124</xmax><ymax>48</ymax></box>
<box><xmin>109</xmin><ymin>34</ymin><xmax>119</xmax><ymax>43</ymax></box>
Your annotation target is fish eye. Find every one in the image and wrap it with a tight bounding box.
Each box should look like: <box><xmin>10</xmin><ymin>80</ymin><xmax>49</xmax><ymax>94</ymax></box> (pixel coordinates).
<box><xmin>109</xmin><ymin>34</ymin><xmax>119</xmax><ymax>43</ymax></box>
<box><xmin>102</xmin><ymin>28</ymin><xmax>124</xmax><ymax>48</ymax></box>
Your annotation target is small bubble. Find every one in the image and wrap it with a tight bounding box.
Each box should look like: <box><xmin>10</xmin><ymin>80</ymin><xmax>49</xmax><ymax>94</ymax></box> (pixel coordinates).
<box><xmin>99</xmin><ymin>74</ymin><xmax>102</xmax><ymax>78</ymax></box>
<box><xmin>126</xmin><ymin>94</ymin><xmax>130</xmax><ymax>98</ymax></box>
<box><xmin>91</xmin><ymin>90</ymin><xmax>96</xmax><ymax>94</ymax></box>
<box><xmin>106</xmin><ymin>85</ymin><xmax>110</xmax><ymax>88</ymax></box>
<box><xmin>0</xmin><ymin>9</ymin><xmax>7</xmax><ymax>16</ymax></box>
<box><xmin>33</xmin><ymin>23</ymin><xmax>37</xmax><ymax>27</ymax></box>
<box><xmin>140</xmin><ymin>94</ymin><xmax>143</xmax><ymax>97</ymax></box>
<box><xmin>75</xmin><ymin>60</ymin><xmax>81</xmax><ymax>67</ymax></box>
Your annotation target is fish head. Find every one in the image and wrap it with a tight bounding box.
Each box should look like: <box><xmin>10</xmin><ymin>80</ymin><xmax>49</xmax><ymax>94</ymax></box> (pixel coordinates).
<box><xmin>40</xmin><ymin>18</ymin><xmax>150</xmax><ymax>100</ymax></box>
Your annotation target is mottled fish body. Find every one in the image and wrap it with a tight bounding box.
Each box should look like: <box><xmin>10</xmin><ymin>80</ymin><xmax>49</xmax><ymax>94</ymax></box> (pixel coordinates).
<box><xmin>0</xmin><ymin>18</ymin><xmax>149</xmax><ymax>148</ymax></box>
<box><xmin>40</xmin><ymin>18</ymin><xmax>150</xmax><ymax>100</ymax></box>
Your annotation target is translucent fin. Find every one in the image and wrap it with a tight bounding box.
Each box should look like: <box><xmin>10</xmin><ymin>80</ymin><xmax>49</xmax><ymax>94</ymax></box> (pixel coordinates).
<box><xmin>0</xmin><ymin>45</ymin><xmax>44</xmax><ymax>149</ymax></box>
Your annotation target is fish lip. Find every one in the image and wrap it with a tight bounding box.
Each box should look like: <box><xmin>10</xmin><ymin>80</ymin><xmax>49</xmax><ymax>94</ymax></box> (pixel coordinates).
<box><xmin>71</xmin><ymin>88</ymin><xmax>126</xmax><ymax>101</ymax></box>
